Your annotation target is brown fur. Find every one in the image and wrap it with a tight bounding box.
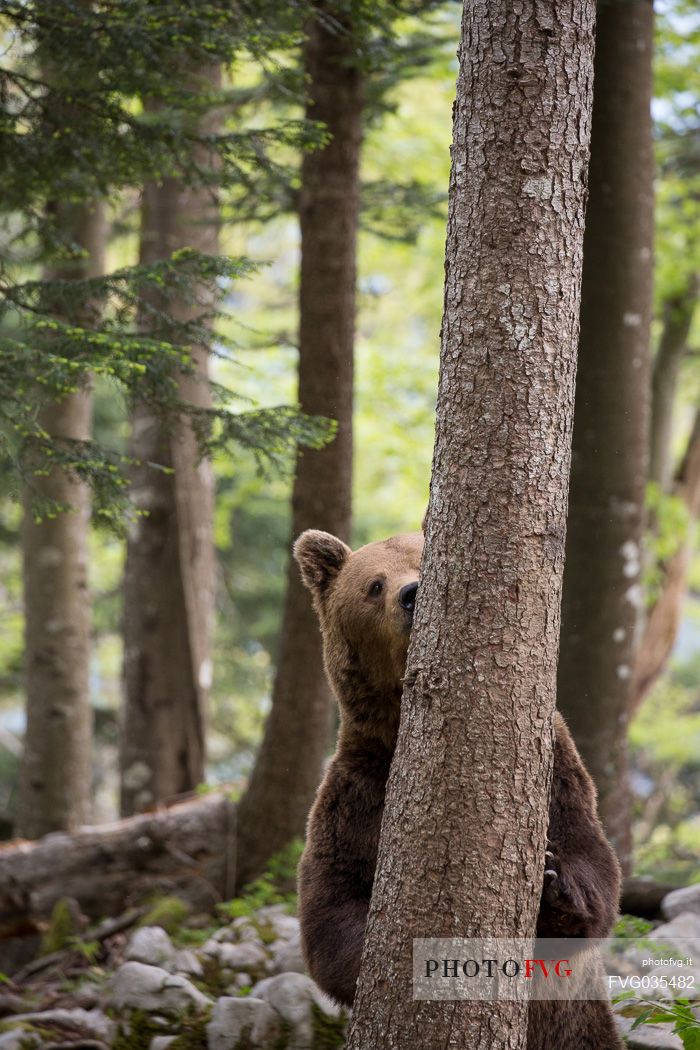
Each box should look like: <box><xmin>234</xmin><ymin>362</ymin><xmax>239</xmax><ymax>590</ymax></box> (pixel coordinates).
<box><xmin>295</xmin><ymin>529</ymin><xmax>623</xmax><ymax>1047</ymax></box>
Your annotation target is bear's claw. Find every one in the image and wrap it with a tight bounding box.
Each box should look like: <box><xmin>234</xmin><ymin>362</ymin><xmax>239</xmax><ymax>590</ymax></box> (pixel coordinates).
<box><xmin>543</xmin><ymin>867</ymin><xmax>559</xmax><ymax>903</ymax></box>
<box><xmin>541</xmin><ymin>845</ymin><xmax>593</xmax><ymax>931</ymax></box>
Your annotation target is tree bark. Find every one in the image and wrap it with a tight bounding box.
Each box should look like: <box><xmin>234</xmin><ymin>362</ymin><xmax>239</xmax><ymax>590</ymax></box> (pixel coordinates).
<box><xmin>346</xmin><ymin>2</ymin><xmax>595</xmax><ymax>1046</ymax></box>
<box><xmin>649</xmin><ymin>277</ymin><xmax>698</xmax><ymax>492</ymax></box>
<box><xmin>234</xmin><ymin>6</ymin><xmax>361</xmax><ymax>890</ymax></box>
<box><xmin>556</xmin><ymin>0</ymin><xmax>654</xmax><ymax>872</ymax></box>
<box><xmin>16</xmin><ymin>199</ymin><xmax>106</xmax><ymax>840</ymax></box>
<box><xmin>120</xmin><ymin>66</ymin><xmax>219</xmax><ymax>815</ymax></box>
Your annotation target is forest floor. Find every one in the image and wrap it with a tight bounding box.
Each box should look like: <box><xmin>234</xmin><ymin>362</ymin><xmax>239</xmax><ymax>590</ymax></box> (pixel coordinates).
<box><xmin>1</xmin><ymin>888</ymin><xmax>699</xmax><ymax>1049</ymax></box>
<box><xmin>0</xmin><ymin>897</ymin><xmax>347</xmax><ymax>1050</ymax></box>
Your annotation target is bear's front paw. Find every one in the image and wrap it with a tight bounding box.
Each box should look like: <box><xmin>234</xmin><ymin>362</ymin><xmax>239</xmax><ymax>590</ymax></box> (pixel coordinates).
<box><xmin>542</xmin><ymin>848</ymin><xmax>561</xmax><ymax>907</ymax></box>
<box><xmin>538</xmin><ymin>844</ymin><xmax>593</xmax><ymax>938</ymax></box>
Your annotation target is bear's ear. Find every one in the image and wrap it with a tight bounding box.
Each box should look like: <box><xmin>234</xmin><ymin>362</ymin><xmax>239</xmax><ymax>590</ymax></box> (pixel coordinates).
<box><xmin>294</xmin><ymin>530</ymin><xmax>351</xmax><ymax>600</ymax></box>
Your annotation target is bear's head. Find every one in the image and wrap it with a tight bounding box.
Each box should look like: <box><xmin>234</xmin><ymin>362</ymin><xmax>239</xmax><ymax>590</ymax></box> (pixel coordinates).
<box><xmin>294</xmin><ymin>529</ymin><xmax>423</xmax><ymax>744</ymax></box>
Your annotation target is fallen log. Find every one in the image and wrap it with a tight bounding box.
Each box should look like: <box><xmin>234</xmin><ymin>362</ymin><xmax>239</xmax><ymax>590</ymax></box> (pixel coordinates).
<box><xmin>0</xmin><ymin>800</ymin><xmax>676</xmax><ymax>933</ymax></box>
<box><xmin>620</xmin><ymin>875</ymin><xmax>678</xmax><ymax>920</ymax></box>
<box><xmin>0</xmin><ymin>792</ymin><xmax>237</xmax><ymax>969</ymax></box>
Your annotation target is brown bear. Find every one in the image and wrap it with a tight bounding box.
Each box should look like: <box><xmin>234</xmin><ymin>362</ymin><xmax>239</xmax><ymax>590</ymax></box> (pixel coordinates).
<box><xmin>295</xmin><ymin>528</ymin><xmax>623</xmax><ymax>1049</ymax></box>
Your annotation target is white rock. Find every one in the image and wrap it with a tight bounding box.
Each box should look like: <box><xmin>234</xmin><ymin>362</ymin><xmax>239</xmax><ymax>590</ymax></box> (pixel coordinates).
<box><xmin>652</xmin><ymin>912</ymin><xmax>700</xmax><ymax>957</ymax></box>
<box><xmin>150</xmin><ymin>1038</ymin><xmax>176</xmax><ymax>1050</ymax></box>
<box><xmin>662</xmin><ymin>884</ymin><xmax>700</xmax><ymax>921</ymax></box>
<box><xmin>211</xmin><ymin>925</ymin><xmax>235</xmax><ymax>943</ymax></box>
<box><xmin>226</xmin><ymin>972</ymin><xmax>252</xmax><ymax>991</ymax></box>
<box><xmin>202</xmin><ymin>940</ymin><xmax>268</xmax><ymax>971</ymax></box>
<box><xmin>206</xmin><ymin>996</ymin><xmax>279</xmax><ymax>1050</ymax></box>
<box><xmin>251</xmin><ymin>973</ymin><xmax>342</xmax><ymax>1049</ymax></box>
<box><xmin>230</xmin><ymin>916</ymin><xmax>264</xmax><ymax>943</ymax></box>
<box><xmin>0</xmin><ymin>1031</ymin><xmax>40</xmax><ymax>1050</ymax></box>
<box><xmin>270</xmin><ymin>933</ymin><xmax>306</xmax><ymax>975</ymax></box>
<box><xmin>616</xmin><ymin>1015</ymin><xmax>682</xmax><ymax>1049</ymax></box>
<box><xmin>8</xmin><ymin>1009</ymin><xmax>114</xmax><ymax>1041</ymax></box>
<box><xmin>212</xmin><ymin>917</ymin><xmax>261</xmax><ymax>945</ymax></box>
<box><xmin>230</xmin><ymin>919</ymin><xmax>261</xmax><ymax>944</ymax></box>
<box><xmin>221</xmin><ymin>910</ymin><xmax>299</xmax><ymax>945</ymax></box>
<box><xmin>172</xmin><ymin>948</ymin><xmax>204</xmax><ymax>978</ymax></box>
<box><xmin>126</xmin><ymin>926</ymin><xmax>176</xmax><ymax>969</ymax></box>
<box><xmin>110</xmin><ymin>961</ymin><xmax>211</xmax><ymax>1015</ymax></box>
<box><xmin>256</xmin><ymin>910</ymin><xmax>300</xmax><ymax>942</ymax></box>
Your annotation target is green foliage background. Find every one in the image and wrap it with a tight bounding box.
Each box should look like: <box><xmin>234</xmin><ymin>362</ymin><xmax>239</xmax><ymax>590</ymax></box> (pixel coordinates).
<box><xmin>0</xmin><ymin>1</ymin><xmax>698</xmax><ymax>890</ymax></box>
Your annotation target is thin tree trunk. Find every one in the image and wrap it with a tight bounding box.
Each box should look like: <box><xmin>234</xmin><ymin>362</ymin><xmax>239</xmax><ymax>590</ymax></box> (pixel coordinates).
<box><xmin>629</xmin><ymin>279</ymin><xmax>699</xmax><ymax>709</ymax></box>
<box><xmin>632</xmin><ymin>409</ymin><xmax>700</xmax><ymax>708</ymax></box>
<box><xmin>346</xmin><ymin>2</ymin><xmax>595</xmax><ymax>1046</ymax></box>
<box><xmin>17</xmin><ymin>201</ymin><xmax>106</xmax><ymax>840</ymax></box>
<box><xmin>556</xmin><ymin>0</ymin><xmax>654</xmax><ymax>872</ymax></box>
<box><xmin>234</xmin><ymin>6</ymin><xmax>361</xmax><ymax>890</ymax></box>
<box><xmin>120</xmin><ymin>66</ymin><xmax>219</xmax><ymax>816</ymax></box>
<box><xmin>649</xmin><ymin>277</ymin><xmax>698</xmax><ymax>491</ymax></box>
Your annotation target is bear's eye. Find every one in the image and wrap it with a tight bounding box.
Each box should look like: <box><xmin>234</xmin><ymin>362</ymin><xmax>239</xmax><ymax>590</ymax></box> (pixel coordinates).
<box><xmin>368</xmin><ymin>579</ymin><xmax>384</xmax><ymax>599</ymax></box>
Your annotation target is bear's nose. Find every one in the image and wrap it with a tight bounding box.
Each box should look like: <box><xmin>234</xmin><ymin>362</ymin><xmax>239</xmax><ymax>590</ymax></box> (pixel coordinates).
<box><xmin>399</xmin><ymin>582</ymin><xmax>419</xmax><ymax>612</ymax></box>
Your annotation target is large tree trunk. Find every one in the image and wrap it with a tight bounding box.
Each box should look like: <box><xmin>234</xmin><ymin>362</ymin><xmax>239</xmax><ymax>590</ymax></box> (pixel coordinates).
<box><xmin>16</xmin><ymin>200</ymin><xmax>106</xmax><ymax>840</ymax></box>
<box><xmin>234</xmin><ymin>6</ymin><xmax>361</xmax><ymax>890</ymax></box>
<box><xmin>556</xmin><ymin>0</ymin><xmax>654</xmax><ymax>872</ymax></box>
<box><xmin>120</xmin><ymin>67</ymin><xmax>219</xmax><ymax>816</ymax></box>
<box><xmin>346</xmin><ymin>2</ymin><xmax>595</xmax><ymax>1046</ymax></box>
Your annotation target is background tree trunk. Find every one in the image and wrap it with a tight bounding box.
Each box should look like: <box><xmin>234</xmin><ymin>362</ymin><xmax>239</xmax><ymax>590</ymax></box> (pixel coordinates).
<box><xmin>120</xmin><ymin>66</ymin><xmax>219</xmax><ymax>816</ymax></box>
<box><xmin>632</xmin><ymin>407</ymin><xmax>700</xmax><ymax>707</ymax></box>
<box><xmin>556</xmin><ymin>0</ymin><xmax>654</xmax><ymax>872</ymax></box>
<box><xmin>649</xmin><ymin>277</ymin><xmax>698</xmax><ymax>491</ymax></box>
<box><xmin>629</xmin><ymin>278</ymin><xmax>699</xmax><ymax>709</ymax></box>
<box><xmin>234</xmin><ymin>6</ymin><xmax>361</xmax><ymax>889</ymax></box>
<box><xmin>16</xmin><ymin>200</ymin><xmax>106</xmax><ymax>840</ymax></box>
<box><xmin>346</xmin><ymin>1</ymin><xmax>595</xmax><ymax>1045</ymax></box>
